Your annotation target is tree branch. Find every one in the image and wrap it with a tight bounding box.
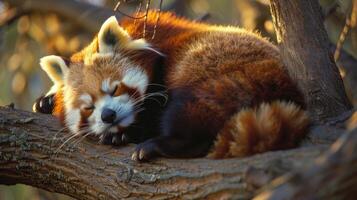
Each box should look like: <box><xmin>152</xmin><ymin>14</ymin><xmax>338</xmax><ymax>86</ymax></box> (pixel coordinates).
<box><xmin>1</xmin><ymin>0</ymin><xmax>355</xmax><ymax>199</ymax></box>
<box><xmin>4</xmin><ymin>0</ymin><xmax>122</xmax><ymax>33</ymax></box>
<box><xmin>0</xmin><ymin>107</ymin><xmax>329</xmax><ymax>200</ymax></box>
<box><xmin>255</xmin><ymin>126</ymin><xmax>357</xmax><ymax>200</ymax></box>
<box><xmin>269</xmin><ymin>0</ymin><xmax>352</xmax><ymax>122</ymax></box>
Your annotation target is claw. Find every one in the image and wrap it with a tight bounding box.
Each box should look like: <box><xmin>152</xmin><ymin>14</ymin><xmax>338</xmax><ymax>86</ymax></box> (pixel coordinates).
<box><xmin>139</xmin><ymin>149</ymin><xmax>145</xmax><ymax>160</ymax></box>
<box><xmin>132</xmin><ymin>139</ymin><xmax>160</xmax><ymax>162</ymax></box>
<box><xmin>121</xmin><ymin>134</ymin><xmax>128</xmax><ymax>144</ymax></box>
<box><xmin>131</xmin><ymin>151</ymin><xmax>138</xmax><ymax>161</ymax></box>
<box><xmin>112</xmin><ymin>135</ymin><xmax>118</xmax><ymax>144</ymax></box>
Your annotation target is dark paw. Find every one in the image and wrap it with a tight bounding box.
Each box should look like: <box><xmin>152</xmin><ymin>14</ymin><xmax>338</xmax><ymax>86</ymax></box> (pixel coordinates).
<box><xmin>131</xmin><ymin>139</ymin><xmax>160</xmax><ymax>162</ymax></box>
<box><xmin>100</xmin><ymin>133</ymin><xmax>129</xmax><ymax>146</ymax></box>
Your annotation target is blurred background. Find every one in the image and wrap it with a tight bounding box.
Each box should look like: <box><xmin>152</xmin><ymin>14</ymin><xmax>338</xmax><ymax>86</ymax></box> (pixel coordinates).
<box><xmin>0</xmin><ymin>0</ymin><xmax>356</xmax><ymax>199</ymax></box>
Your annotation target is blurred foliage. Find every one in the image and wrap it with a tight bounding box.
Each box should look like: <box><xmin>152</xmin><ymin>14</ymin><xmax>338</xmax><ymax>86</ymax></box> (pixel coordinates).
<box><xmin>0</xmin><ymin>0</ymin><xmax>356</xmax><ymax>199</ymax></box>
<box><xmin>0</xmin><ymin>185</ymin><xmax>73</xmax><ymax>200</ymax></box>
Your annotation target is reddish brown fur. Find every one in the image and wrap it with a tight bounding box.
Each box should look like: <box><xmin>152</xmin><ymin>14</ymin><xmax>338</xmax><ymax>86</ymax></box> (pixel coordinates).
<box><xmin>52</xmin><ymin>88</ymin><xmax>65</xmax><ymax>122</ymax></box>
<box><xmin>51</xmin><ymin>11</ymin><xmax>310</xmax><ymax>159</ymax></box>
<box><xmin>208</xmin><ymin>101</ymin><xmax>309</xmax><ymax>158</ymax></box>
<box><xmin>66</xmin><ymin>56</ymin><xmax>144</xmax><ymax>109</ymax></box>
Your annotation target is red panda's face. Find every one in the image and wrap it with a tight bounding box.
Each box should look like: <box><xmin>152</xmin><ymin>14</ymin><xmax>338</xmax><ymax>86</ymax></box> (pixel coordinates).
<box><xmin>36</xmin><ymin>16</ymin><xmax>162</xmax><ymax>138</ymax></box>
<box><xmin>63</xmin><ymin>55</ymin><xmax>148</xmax><ymax>136</ymax></box>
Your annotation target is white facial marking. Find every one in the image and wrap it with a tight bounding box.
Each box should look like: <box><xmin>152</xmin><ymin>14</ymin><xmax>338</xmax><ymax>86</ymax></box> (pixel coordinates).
<box><xmin>101</xmin><ymin>78</ymin><xmax>111</xmax><ymax>94</ymax></box>
<box><xmin>122</xmin><ymin>67</ymin><xmax>148</xmax><ymax>94</ymax></box>
<box><xmin>101</xmin><ymin>78</ymin><xmax>121</xmax><ymax>95</ymax></box>
<box><xmin>79</xmin><ymin>93</ymin><xmax>92</xmax><ymax>105</ymax></box>
<box><xmin>113</xmin><ymin>93</ymin><xmax>129</xmax><ymax>102</ymax></box>
<box><xmin>65</xmin><ymin>109</ymin><xmax>81</xmax><ymax>134</ymax></box>
<box><xmin>89</xmin><ymin>94</ymin><xmax>134</xmax><ymax>135</ymax></box>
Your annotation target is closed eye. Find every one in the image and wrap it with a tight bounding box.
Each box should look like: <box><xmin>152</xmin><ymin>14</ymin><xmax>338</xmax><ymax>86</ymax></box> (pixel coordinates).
<box><xmin>83</xmin><ymin>105</ymin><xmax>95</xmax><ymax>110</ymax></box>
<box><xmin>81</xmin><ymin>104</ymin><xmax>95</xmax><ymax>117</ymax></box>
<box><xmin>110</xmin><ymin>85</ymin><xmax>118</xmax><ymax>96</ymax></box>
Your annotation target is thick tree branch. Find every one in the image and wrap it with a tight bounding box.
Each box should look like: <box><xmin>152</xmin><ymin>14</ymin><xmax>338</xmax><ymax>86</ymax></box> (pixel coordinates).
<box><xmin>4</xmin><ymin>0</ymin><xmax>122</xmax><ymax>33</ymax></box>
<box><xmin>255</xmin><ymin>126</ymin><xmax>357</xmax><ymax>200</ymax></box>
<box><xmin>0</xmin><ymin>107</ymin><xmax>329</xmax><ymax>200</ymax></box>
<box><xmin>1</xmin><ymin>0</ymin><xmax>355</xmax><ymax>199</ymax></box>
<box><xmin>269</xmin><ymin>0</ymin><xmax>352</xmax><ymax>121</ymax></box>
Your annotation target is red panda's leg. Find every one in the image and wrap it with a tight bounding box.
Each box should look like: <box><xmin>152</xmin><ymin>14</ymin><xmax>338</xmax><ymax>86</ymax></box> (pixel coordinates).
<box><xmin>132</xmin><ymin>135</ymin><xmax>213</xmax><ymax>161</ymax></box>
<box><xmin>132</xmin><ymin>88</ymin><xmax>219</xmax><ymax>161</ymax></box>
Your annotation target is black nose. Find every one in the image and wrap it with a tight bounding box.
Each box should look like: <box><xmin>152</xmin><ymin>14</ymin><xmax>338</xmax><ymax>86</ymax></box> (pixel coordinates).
<box><xmin>101</xmin><ymin>108</ymin><xmax>116</xmax><ymax>124</ymax></box>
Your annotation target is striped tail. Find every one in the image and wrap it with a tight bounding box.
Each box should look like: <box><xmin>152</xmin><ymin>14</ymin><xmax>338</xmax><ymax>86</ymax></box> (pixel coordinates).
<box><xmin>208</xmin><ymin>101</ymin><xmax>309</xmax><ymax>158</ymax></box>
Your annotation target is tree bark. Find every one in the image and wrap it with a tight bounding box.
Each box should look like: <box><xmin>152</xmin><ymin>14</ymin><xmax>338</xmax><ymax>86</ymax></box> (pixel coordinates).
<box><xmin>0</xmin><ymin>106</ymin><xmax>330</xmax><ymax>200</ymax></box>
<box><xmin>269</xmin><ymin>0</ymin><xmax>352</xmax><ymax>122</ymax></box>
<box><xmin>254</xmin><ymin>125</ymin><xmax>357</xmax><ymax>200</ymax></box>
<box><xmin>1</xmin><ymin>0</ymin><xmax>356</xmax><ymax>199</ymax></box>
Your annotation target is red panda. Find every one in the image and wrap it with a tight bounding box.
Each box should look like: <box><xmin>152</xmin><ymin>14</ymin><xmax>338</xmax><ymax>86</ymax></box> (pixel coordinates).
<box><xmin>33</xmin><ymin>11</ymin><xmax>309</xmax><ymax>161</ymax></box>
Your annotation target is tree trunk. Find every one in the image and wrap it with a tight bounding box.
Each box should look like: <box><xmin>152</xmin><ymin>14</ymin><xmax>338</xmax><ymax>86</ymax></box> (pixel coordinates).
<box><xmin>269</xmin><ymin>0</ymin><xmax>352</xmax><ymax>122</ymax></box>
<box><xmin>1</xmin><ymin>0</ymin><xmax>356</xmax><ymax>199</ymax></box>
<box><xmin>0</xmin><ymin>107</ymin><xmax>330</xmax><ymax>200</ymax></box>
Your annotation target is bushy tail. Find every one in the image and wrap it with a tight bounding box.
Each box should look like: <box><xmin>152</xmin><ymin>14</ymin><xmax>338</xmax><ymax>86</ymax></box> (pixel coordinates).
<box><xmin>207</xmin><ymin>101</ymin><xmax>309</xmax><ymax>158</ymax></box>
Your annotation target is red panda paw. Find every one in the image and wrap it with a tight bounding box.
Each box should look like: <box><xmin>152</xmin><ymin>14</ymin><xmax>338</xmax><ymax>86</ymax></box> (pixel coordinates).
<box><xmin>99</xmin><ymin>133</ymin><xmax>129</xmax><ymax>146</ymax></box>
<box><xmin>131</xmin><ymin>138</ymin><xmax>160</xmax><ymax>162</ymax></box>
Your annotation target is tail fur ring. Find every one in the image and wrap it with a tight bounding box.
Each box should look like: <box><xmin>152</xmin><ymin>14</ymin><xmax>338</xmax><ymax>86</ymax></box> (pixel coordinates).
<box><xmin>208</xmin><ymin>101</ymin><xmax>309</xmax><ymax>158</ymax></box>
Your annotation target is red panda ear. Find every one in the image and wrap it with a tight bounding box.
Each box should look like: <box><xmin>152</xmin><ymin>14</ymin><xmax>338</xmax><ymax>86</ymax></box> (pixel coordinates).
<box><xmin>97</xmin><ymin>16</ymin><xmax>151</xmax><ymax>54</ymax></box>
<box><xmin>40</xmin><ymin>55</ymin><xmax>69</xmax><ymax>84</ymax></box>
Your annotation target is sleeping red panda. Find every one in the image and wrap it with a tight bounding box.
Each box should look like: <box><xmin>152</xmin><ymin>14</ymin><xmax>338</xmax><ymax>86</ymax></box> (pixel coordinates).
<box><xmin>33</xmin><ymin>11</ymin><xmax>309</xmax><ymax>161</ymax></box>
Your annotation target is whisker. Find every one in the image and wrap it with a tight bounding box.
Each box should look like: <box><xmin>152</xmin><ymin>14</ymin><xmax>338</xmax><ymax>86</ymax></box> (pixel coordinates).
<box><xmin>54</xmin><ymin>133</ymin><xmax>80</xmax><ymax>154</ymax></box>
<box><xmin>70</xmin><ymin>131</ymin><xmax>93</xmax><ymax>149</ymax></box>
<box><xmin>133</xmin><ymin>91</ymin><xmax>168</xmax><ymax>106</ymax></box>
<box><xmin>134</xmin><ymin>108</ymin><xmax>145</xmax><ymax>114</ymax></box>
<box><xmin>52</xmin><ymin>121</ymin><xmax>92</xmax><ymax>152</ymax></box>
<box><xmin>51</xmin><ymin>126</ymin><xmax>69</xmax><ymax>144</ymax></box>
<box><xmin>67</xmin><ymin>127</ymin><xmax>91</xmax><ymax>145</ymax></box>
<box><xmin>147</xmin><ymin>83</ymin><xmax>167</xmax><ymax>88</ymax></box>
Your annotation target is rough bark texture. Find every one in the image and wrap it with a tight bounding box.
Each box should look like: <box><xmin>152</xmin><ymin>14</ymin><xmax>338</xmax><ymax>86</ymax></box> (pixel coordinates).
<box><xmin>269</xmin><ymin>0</ymin><xmax>352</xmax><ymax>121</ymax></box>
<box><xmin>1</xmin><ymin>0</ymin><xmax>356</xmax><ymax>199</ymax></box>
<box><xmin>0</xmin><ymin>106</ymin><xmax>331</xmax><ymax>200</ymax></box>
<box><xmin>254</xmin><ymin>126</ymin><xmax>357</xmax><ymax>200</ymax></box>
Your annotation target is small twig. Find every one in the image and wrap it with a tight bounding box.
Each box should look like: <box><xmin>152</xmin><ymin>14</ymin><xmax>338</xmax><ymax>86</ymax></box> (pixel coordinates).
<box><xmin>334</xmin><ymin>7</ymin><xmax>353</xmax><ymax>62</ymax></box>
<box><xmin>113</xmin><ymin>0</ymin><xmax>160</xmax><ymax>40</ymax></box>
<box><xmin>113</xmin><ymin>0</ymin><xmax>122</xmax><ymax>11</ymax></box>
<box><xmin>133</xmin><ymin>1</ymin><xmax>143</xmax><ymax>26</ymax></box>
<box><xmin>114</xmin><ymin>0</ymin><xmax>147</xmax><ymax>20</ymax></box>
<box><xmin>142</xmin><ymin>0</ymin><xmax>151</xmax><ymax>38</ymax></box>
<box><xmin>151</xmin><ymin>0</ymin><xmax>163</xmax><ymax>40</ymax></box>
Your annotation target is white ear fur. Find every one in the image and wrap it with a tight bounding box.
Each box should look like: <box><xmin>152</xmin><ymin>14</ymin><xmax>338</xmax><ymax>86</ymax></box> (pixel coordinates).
<box><xmin>125</xmin><ymin>38</ymin><xmax>149</xmax><ymax>50</ymax></box>
<box><xmin>98</xmin><ymin>16</ymin><xmax>153</xmax><ymax>53</ymax></box>
<box><xmin>98</xmin><ymin>16</ymin><xmax>130</xmax><ymax>53</ymax></box>
<box><xmin>40</xmin><ymin>55</ymin><xmax>69</xmax><ymax>84</ymax></box>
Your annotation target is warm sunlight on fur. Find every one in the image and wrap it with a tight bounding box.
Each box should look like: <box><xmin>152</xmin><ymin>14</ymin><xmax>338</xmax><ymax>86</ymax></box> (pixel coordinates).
<box><xmin>36</xmin><ymin>11</ymin><xmax>310</xmax><ymax>161</ymax></box>
<box><xmin>208</xmin><ymin>101</ymin><xmax>309</xmax><ymax>158</ymax></box>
